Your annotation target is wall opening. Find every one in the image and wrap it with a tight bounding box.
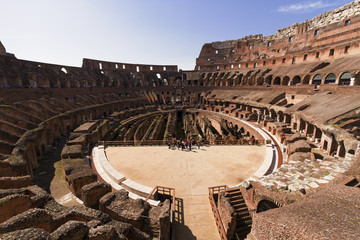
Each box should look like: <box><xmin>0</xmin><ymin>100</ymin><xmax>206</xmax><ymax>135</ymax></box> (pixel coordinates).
<box><xmin>273</xmin><ymin>77</ymin><xmax>281</xmax><ymax>85</ymax></box>
<box><xmin>339</xmin><ymin>72</ymin><xmax>351</xmax><ymax>85</ymax></box>
<box><xmin>312</xmin><ymin>74</ymin><xmax>322</xmax><ymax>85</ymax></box>
<box><xmin>324</xmin><ymin>73</ymin><xmax>336</xmax><ymax>84</ymax></box>
<box><xmin>292</xmin><ymin>75</ymin><xmax>301</xmax><ymax>85</ymax></box>
<box><xmin>345</xmin><ymin>45</ymin><xmax>350</xmax><ymax>53</ymax></box>
<box><xmin>61</xmin><ymin>67</ymin><xmax>67</xmax><ymax>74</ymax></box>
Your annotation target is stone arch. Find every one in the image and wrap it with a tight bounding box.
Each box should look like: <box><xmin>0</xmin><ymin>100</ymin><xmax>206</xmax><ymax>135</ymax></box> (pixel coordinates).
<box><xmin>281</xmin><ymin>76</ymin><xmax>290</xmax><ymax>86</ymax></box>
<box><xmin>324</xmin><ymin>73</ymin><xmax>336</xmax><ymax>84</ymax></box>
<box><xmin>235</xmin><ymin>74</ymin><xmax>243</xmax><ymax>86</ymax></box>
<box><xmin>302</xmin><ymin>75</ymin><xmax>311</xmax><ymax>84</ymax></box>
<box><xmin>292</xmin><ymin>75</ymin><xmax>301</xmax><ymax>85</ymax></box>
<box><xmin>312</xmin><ymin>74</ymin><xmax>322</xmax><ymax>85</ymax></box>
<box><xmin>49</xmin><ymin>78</ymin><xmax>59</xmax><ymax>88</ymax></box>
<box><xmin>339</xmin><ymin>72</ymin><xmax>351</xmax><ymax>85</ymax></box>
<box><xmin>256</xmin><ymin>77</ymin><xmax>264</xmax><ymax>86</ymax></box>
<box><xmin>272</xmin><ymin>76</ymin><xmax>281</xmax><ymax>85</ymax></box>
<box><xmin>265</xmin><ymin>75</ymin><xmax>273</xmax><ymax>86</ymax></box>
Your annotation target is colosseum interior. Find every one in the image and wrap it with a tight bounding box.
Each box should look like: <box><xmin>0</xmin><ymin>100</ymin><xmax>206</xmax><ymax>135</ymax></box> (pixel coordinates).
<box><xmin>0</xmin><ymin>1</ymin><xmax>360</xmax><ymax>240</ymax></box>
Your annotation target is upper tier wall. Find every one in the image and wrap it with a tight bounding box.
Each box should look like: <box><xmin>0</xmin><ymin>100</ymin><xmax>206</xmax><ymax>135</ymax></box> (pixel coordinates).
<box><xmin>83</xmin><ymin>58</ymin><xmax>178</xmax><ymax>72</ymax></box>
<box><xmin>196</xmin><ymin>0</ymin><xmax>360</xmax><ymax>71</ymax></box>
<box><xmin>0</xmin><ymin>41</ymin><xmax>6</xmax><ymax>55</ymax></box>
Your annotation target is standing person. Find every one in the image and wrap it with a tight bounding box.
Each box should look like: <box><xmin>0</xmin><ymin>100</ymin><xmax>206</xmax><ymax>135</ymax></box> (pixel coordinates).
<box><xmin>197</xmin><ymin>140</ymin><xmax>201</xmax><ymax>149</ymax></box>
<box><xmin>167</xmin><ymin>139</ymin><xmax>171</xmax><ymax>149</ymax></box>
<box><xmin>185</xmin><ymin>140</ymin><xmax>188</xmax><ymax>149</ymax></box>
<box><xmin>181</xmin><ymin>140</ymin><xmax>185</xmax><ymax>151</ymax></box>
<box><xmin>189</xmin><ymin>140</ymin><xmax>192</xmax><ymax>151</ymax></box>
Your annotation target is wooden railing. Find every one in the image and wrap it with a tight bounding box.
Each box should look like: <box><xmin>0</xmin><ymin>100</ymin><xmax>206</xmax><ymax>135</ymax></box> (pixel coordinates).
<box><xmin>210</xmin><ymin>139</ymin><xmax>265</xmax><ymax>145</ymax></box>
<box><xmin>145</xmin><ymin>186</ymin><xmax>176</xmax><ymax>212</ymax></box>
<box><xmin>208</xmin><ymin>185</ymin><xmax>229</xmax><ymax>240</ymax></box>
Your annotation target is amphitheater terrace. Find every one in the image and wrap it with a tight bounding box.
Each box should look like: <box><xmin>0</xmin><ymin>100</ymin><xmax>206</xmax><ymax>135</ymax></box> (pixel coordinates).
<box><xmin>0</xmin><ymin>1</ymin><xmax>360</xmax><ymax>240</ymax></box>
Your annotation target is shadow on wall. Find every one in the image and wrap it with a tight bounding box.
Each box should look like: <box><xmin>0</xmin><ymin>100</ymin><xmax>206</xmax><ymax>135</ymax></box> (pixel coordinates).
<box><xmin>173</xmin><ymin>197</ymin><xmax>197</xmax><ymax>240</ymax></box>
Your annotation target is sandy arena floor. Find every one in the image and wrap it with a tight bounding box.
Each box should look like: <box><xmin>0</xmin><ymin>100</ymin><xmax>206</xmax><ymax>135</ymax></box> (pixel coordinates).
<box><xmin>106</xmin><ymin>145</ymin><xmax>265</xmax><ymax>240</ymax></box>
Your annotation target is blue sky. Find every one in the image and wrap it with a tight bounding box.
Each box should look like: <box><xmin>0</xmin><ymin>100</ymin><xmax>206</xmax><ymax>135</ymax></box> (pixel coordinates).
<box><xmin>0</xmin><ymin>0</ymin><xmax>353</xmax><ymax>70</ymax></box>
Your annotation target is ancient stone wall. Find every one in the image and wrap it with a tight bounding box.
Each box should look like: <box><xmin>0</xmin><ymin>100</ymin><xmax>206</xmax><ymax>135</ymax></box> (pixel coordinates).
<box><xmin>195</xmin><ymin>1</ymin><xmax>360</xmax><ymax>78</ymax></box>
<box><xmin>0</xmin><ymin>41</ymin><xmax>6</xmax><ymax>55</ymax></box>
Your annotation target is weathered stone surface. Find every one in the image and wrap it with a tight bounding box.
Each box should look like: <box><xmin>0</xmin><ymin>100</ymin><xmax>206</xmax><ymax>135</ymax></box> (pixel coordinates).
<box><xmin>0</xmin><ymin>208</ymin><xmax>52</xmax><ymax>233</ymax></box>
<box><xmin>250</xmin><ymin>184</ymin><xmax>360</xmax><ymax>240</ymax></box>
<box><xmin>61</xmin><ymin>145</ymin><xmax>83</xmax><ymax>159</ymax></box>
<box><xmin>62</xmin><ymin>158</ymin><xmax>97</xmax><ymax>196</ymax></box>
<box><xmin>50</xmin><ymin>220</ymin><xmax>89</xmax><ymax>240</ymax></box>
<box><xmin>88</xmin><ymin>224</ymin><xmax>118</xmax><ymax>240</ymax></box>
<box><xmin>81</xmin><ymin>182</ymin><xmax>111</xmax><ymax>209</ymax></box>
<box><xmin>0</xmin><ymin>194</ymin><xmax>32</xmax><ymax>223</ymax></box>
<box><xmin>149</xmin><ymin>199</ymin><xmax>171</xmax><ymax>240</ymax></box>
<box><xmin>287</xmin><ymin>140</ymin><xmax>311</xmax><ymax>155</ymax></box>
<box><xmin>218</xmin><ymin>193</ymin><xmax>236</xmax><ymax>240</ymax></box>
<box><xmin>99</xmin><ymin>190</ymin><xmax>150</xmax><ymax>230</ymax></box>
<box><xmin>0</xmin><ymin>228</ymin><xmax>50</xmax><ymax>240</ymax></box>
<box><xmin>285</xmin><ymin>133</ymin><xmax>307</xmax><ymax>144</ymax></box>
<box><xmin>287</xmin><ymin>152</ymin><xmax>314</xmax><ymax>162</ymax></box>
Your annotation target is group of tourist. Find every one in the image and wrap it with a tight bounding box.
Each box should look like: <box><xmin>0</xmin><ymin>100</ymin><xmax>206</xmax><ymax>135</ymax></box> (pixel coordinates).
<box><xmin>167</xmin><ymin>138</ymin><xmax>204</xmax><ymax>151</ymax></box>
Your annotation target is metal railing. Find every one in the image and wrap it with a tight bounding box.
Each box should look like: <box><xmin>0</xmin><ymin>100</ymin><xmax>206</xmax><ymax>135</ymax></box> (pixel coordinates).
<box><xmin>99</xmin><ymin>138</ymin><xmax>264</xmax><ymax>147</ymax></box>
<box><xmin>208</xmin><ymin>185</ymin><xmax>229</xmax><ymax>240</ymax></box>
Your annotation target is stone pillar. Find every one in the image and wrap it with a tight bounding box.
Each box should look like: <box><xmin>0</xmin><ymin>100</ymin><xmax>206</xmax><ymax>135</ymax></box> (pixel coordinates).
<box><xmin>350</xmin><ymin>77</ymin><xmax>355</xmax><ymax>86</ymax></box>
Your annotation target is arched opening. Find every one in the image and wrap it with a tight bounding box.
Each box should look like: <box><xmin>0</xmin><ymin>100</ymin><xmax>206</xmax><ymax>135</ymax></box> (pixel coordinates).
<box><xmin>292</xmin><ymin>75</ymin><xmax>301</xmax><ymax>85</ymax></box>
<box><xmin>256</xmin><ymin>77</ymin><xmax>264</xmax><ymax>86</ymax></box>
<box><xmin>324</xmin><ymin>73</ymin><xmax>336</xmax><ymax>84</ymax></box>
<box><xmin>61</xmin><ymin>67</ymin><xmax>68</xmax><ymax>74</ymax></box>
<box><xmin>256</xmin><ymin>199</ymin><xmax>279</xmax><ymax>213</ymax></box>
<box><xmin>348</xmin><ymin>149</ymin><xmax>355</xmax><ymax>155</ymax></box>
<box><xmin>273</xmin><ymin>76</ymin><xmax>281</xmax><ymax>85</ymax></box>
<box><xmin>265</xmin><ymin>75</ymin><xmax>273</xmax><ymax>86</ymax></box>
<box><xmin>339</xmin><ymin>72</ymin><xmax>351</xmax><ymax>85</ymax></box>
<box><xmin>281</xmin><ymin>76</ymin><xmax>290</xmax><ymax>86</ymax></box>
<box><xmin>194</xmin><ymin>80</ymin><xmax>198</xmax><ymax>86</ymax></box>
<box><xmin>312</xmin><ymin>74</ymin><xmax>322</xmax><ymax>85</ymax></box>
<box><xmin>236</xmin><ymin>74</ymin><xmax>243</xmax><ymax>86</ymax></box>
<box><xmin>302</xmin><ymin>75</ymin><xmax>311</xmax><ymax>84</ymax></box>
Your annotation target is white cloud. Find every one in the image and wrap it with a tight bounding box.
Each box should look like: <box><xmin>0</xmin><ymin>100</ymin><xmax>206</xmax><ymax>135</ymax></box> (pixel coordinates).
<box><xmin>278</xmin><ymin>1</ymin><xmax>337</xmax><ymax>13</ymax></box>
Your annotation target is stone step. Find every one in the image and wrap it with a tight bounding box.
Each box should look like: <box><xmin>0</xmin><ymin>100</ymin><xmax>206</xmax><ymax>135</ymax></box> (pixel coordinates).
<box><xmin>235</xmin><ymin>224</ymin><xmax>252</xmax><ymax>237</ymax></box>
<box><xmin>229</xmin><ymin>198</ymin><xmax>245</xmax><ymax>204</ymax></box>
<box><xmin>233</xmin><ymin>205</ymin><xmax>248</xmax><ymax>212</ymax></box>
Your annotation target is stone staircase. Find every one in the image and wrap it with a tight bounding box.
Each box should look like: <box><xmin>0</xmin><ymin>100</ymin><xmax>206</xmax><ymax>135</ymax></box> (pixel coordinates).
<box><xmin>150</xmin><ymin>224</ymin><xmax>160</xmax><ymax>239</ymax></box>
<box><xmin>224</xmin><ymin>188</ymin><xmax>252</xmax><ymax>240</ymax></box>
